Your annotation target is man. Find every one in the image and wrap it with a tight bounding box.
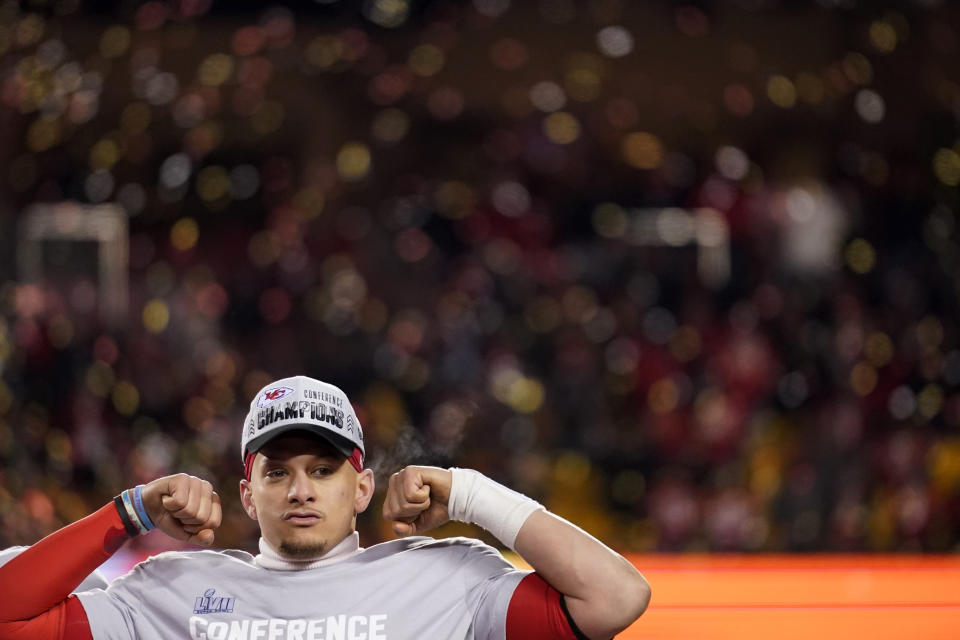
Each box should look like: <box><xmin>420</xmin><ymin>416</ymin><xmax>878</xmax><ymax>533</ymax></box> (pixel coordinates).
<box><xmin>0</xmin><ymin>375</ymin><xmax>650</xmax><ymax>639</ymax></box>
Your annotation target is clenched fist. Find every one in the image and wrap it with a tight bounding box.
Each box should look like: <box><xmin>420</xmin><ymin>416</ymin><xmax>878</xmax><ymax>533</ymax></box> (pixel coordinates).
<box><xmin>382</xmin><ymin>466</ymin><xmax>453</xmax><ymax>537</ymax></box>
<box><xmin>142</xmin><ymin>474</ymin><xmax>222</xmax><ymax>546</ymax></box>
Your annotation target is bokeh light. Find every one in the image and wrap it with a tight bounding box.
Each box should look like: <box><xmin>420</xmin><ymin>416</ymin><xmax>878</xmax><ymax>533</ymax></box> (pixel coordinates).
<box><xmin>408</xmin><ymin>44</ymin><xmax>445</xmax><ymax>77</ymax></box>
<box><xmin>766</xmin><ymin>75</ymin><xmax>797</xmax><ymax>108</ymax></box>
<box><xmin>170</xmin><ymin>218</ymin><xmax>199</xmax><ymax>251</ymax></box>
<box><xmin>336</xmin><ymin>142</ymin><xmax>372</xmax><ymax>181</ymax></box>
<box><xmin>933</xmin><ymin>148</ymin><xmax>960</xmax><ymax>186</ymax></box>
<box><xmin>196</xmin><ymin>166</ymin><xmax>230</xmax><ymax>202</ymax></box>
<box><xmin>112</xmin><ymin>381</ymin><xmax>140</xmax><ymax>416</ymax></box>
<box><xmin>855</xmin><ymin>89</ymin><xmax>885</xmax><ymax>124</ymax></box>
<box><xmin>529</xmin><ymin>81</ymin><xmax>566</xmax><ymax>113</ymax></box>
<box><xmin>597</xmin><ymin>26</ymin><xmax>633</xmax><ymax>58</ymax></box>
<box><xmin>622</xmin><ymin>132</ymin><xmax>664</xmax><ymax>169</ymax></box>
<box><xmin>142</xmin><ymin>299</ymin><xmax>170</xmax><ymax>333</ymax></box>
<box><xmin>364</xmin><ymin>0</ymin><xmax>411</xmax><ymax>28</ymax></box>
<box><xmin>160</xmin><ymin>153</ymin><xmax>192</xmax><ymax>189</ymax></box>
<box><xmin>869</xmin><ymin>20</ymin><xmax>897</xmax><ymax>54</ymax></box>
<box><xmin>715</xmin><ymin>146</ymin><xmax>750</xmax><ymax>180</ymax></box>
<box><xmin>99</xmin><ymin>26</ymin><xmax>131</xmax><ymax>58</ymax></box>
<box><xmin>490</xmin><ymin>38</ymin><xmax>528</xmax><ymax>70</ymax></box>
<box><xmin>542</xmin><ymin>111</ymin><xmax>580</xmax><ymax>144</ymax></box>
<box><xmin>427</xmin><ymin>87</ymin><xmax>464</xmax><ymax>120</ymax></box>
<box><xmin>371</xmin><ymin>108</ymin><xmax>410</xmax><ymax>144</ymax></box>
<box><xmin>229</xmin><ymin>165</ymin><xmax>260</xmax><ymax>199</ymax></box>
<box><xmin>845</xmin><ymin>238</ymin><xmax>876</xmax><ymax>274</ymax></box>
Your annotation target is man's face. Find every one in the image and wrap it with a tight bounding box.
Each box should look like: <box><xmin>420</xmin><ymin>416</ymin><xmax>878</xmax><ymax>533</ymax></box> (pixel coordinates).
<box><xmin>239</xmin><ymin>432</ymin><xmax>374</xmax><ymax>559</ymax></box>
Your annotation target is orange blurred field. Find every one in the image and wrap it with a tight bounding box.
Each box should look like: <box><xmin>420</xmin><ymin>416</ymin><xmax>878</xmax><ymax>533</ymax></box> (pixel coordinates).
<box><xmin>617</xmin><ymin>555</ymin><xmax>960</xmax><ymax>639</ymax></box>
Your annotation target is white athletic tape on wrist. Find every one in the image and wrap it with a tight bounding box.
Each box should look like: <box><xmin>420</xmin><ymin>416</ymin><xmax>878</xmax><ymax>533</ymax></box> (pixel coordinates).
<box><xmin>447</xmin><ymin>468</ymin><xmax>544</xmax><ymax>551</ymax></box>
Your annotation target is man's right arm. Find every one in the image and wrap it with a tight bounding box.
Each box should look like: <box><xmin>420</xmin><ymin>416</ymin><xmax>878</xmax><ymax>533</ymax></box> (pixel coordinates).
<box><xmin>0</xmin><ymin>474</ymin><xmax>221</xmax><ymax>638</ymax></box>
<box><xmin>0</xmin><ymin>503</ymin><xmax>129</xmax><ymax>623</ymax></box>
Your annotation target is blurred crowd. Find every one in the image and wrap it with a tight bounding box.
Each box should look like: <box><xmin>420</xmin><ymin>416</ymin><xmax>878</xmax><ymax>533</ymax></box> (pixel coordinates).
<box><xmin>1</xmin><ymin>0</ymin><xmax>960</xmax><ymax>556</ymax></box>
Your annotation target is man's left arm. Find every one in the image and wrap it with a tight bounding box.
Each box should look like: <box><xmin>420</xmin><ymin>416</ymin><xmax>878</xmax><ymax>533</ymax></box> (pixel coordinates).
<box><xmin>512</xmin><ymin>510</ymin><xmax>650</xmax><ymax>638</ymax></box>
<box><xmin>383</xmin><ymin>466</ymin><xmax>651</xmax><ymax>639</ymax></box>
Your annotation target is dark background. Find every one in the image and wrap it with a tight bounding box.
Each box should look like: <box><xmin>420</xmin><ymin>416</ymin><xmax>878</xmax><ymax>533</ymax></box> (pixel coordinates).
<box><xmin>1</xmin><ymin>0</ymin><xmax>959</xmax><ymax>554</ymax></box>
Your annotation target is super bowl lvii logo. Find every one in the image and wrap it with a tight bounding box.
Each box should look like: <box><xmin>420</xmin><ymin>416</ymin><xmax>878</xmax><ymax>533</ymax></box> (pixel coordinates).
<box><xmin>194</xmin><ymin>589</ymin><xmax>236</xmax><ymax>615</ymax></box>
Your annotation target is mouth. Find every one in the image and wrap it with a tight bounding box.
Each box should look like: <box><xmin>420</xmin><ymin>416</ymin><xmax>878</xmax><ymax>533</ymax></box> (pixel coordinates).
<box><xmin>283</xmin><ymin>512</ymin><xmax>323</xmax><ymax>526</ymax></box>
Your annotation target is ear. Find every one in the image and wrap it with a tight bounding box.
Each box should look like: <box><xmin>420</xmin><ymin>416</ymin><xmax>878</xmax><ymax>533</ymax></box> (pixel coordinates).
<box><xmin>239</xmin><ymin>478</ymin><xmax>258</xmax><ymax>521</ymax></box>
<box><xmin>354</xmin><ymin>468</ymin><xmax>375</xmax><ymax>515</ymax></box>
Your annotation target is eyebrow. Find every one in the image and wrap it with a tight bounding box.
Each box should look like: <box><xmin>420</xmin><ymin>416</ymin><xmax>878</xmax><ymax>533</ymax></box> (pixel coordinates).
<box><xmin>260</xmin><ymin>450</ymin><xmax>341</xmax><ymax>462</ymax></box>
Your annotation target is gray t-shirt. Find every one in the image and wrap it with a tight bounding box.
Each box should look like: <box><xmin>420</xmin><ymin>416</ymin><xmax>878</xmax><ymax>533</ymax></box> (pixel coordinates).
<box><xmin>77</xmin><ymin>536</ymin><xmax>529</xmax><ymax>640</ymax></box>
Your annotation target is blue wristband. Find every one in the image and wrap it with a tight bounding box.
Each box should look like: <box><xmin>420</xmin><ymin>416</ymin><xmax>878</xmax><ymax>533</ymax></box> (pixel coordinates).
<box><xmin>120</xmin><ymin>489</ymin><xmax>147</xmax><ymax>535</ymax></box>
<box><xmin>132</xmin><ymin>485</ymin><xmax>156</xmax><ymax>531</ymax></box>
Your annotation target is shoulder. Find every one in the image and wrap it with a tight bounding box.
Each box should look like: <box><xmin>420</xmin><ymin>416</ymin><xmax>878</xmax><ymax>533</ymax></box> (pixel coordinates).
<box><xmin>127</xmin><ymin>548</ymin><xmax>256</xmax><ymax>576</ymax></box>
<box><xmin>0</xmin><ymin>545</ymin><xmax>28</xmax><ymax>566</ymax></box>
<box><xmin>364</xmin><ymin>535</ymin><xmax>502</xmax><ymax>558</ymax></box>
<box><xmin>354</xmin><ymin>536</ymin><xmax>517</xmax><ymax>579</ymax></box>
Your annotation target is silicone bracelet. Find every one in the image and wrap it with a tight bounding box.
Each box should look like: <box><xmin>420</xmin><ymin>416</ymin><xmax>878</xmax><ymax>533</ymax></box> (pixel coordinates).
<box><xmin>132</xmin><ymin>485</ymin><xmax>156</xmax><ymax>531</ymax></box>
<box><xmin>121</xmin><ymin>490</ymin><xmax>148</xmax><ymax>535</ymax></box>
<box><xmin>113</xmin><ymin>495</ymin><xmax>139</xmax><ymax>537</ymax></box>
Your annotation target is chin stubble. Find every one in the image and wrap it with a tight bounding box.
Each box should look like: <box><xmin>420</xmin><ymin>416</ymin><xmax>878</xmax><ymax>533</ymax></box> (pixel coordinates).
<box><xmin>278</xmin><ymin>540</ymin><xmax>329</xmax><ymax>560</ymax></box>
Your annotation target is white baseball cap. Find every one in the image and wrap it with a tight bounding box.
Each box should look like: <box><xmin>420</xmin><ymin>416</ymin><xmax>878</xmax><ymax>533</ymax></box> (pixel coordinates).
<box><xmin>241</xmin><ymin>376</ymin><xmax>365</xmax><ymax>477</ymax></box>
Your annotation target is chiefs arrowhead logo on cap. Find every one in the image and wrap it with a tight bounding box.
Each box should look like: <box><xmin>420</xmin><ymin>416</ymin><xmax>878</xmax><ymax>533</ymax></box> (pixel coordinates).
<box><xmin>242</xmin><ymin>376</ymin><xmax>365</xmax><ymax>475</ymax></box>
<box><xmin>257</xmin><ymin>386</ymin><xmax>294</xmax><ymax>407</ymax></box>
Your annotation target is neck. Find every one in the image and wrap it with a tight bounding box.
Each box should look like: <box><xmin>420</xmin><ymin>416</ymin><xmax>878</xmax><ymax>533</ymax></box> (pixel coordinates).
<box><xmin>255</xmin><ymin>532</ymin><xmax>362</xmax><ymax>571</ymax></box>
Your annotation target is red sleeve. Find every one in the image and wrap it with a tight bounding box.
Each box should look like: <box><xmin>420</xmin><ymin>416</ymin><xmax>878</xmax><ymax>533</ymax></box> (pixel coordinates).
<box><xmin>0</xmin><ymin>502</ymin><xmax>129</xmax><ymax>623</ymax></box>
<box><xmin>505</xmin><ymin>573</ymin><xmax>587</xmax><ymax>640</ymax></box>
<box><xmin>0</xmin><ymin>596</ymin><xmax>92</xmax><ymax>640</ymax></box>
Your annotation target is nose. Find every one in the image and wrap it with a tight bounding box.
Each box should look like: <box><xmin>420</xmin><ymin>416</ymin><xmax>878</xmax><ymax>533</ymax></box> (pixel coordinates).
<box><xmin>286</xmin><ymin>470</ymin><xmax>317</xmax><ymax>504</ymax></box>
